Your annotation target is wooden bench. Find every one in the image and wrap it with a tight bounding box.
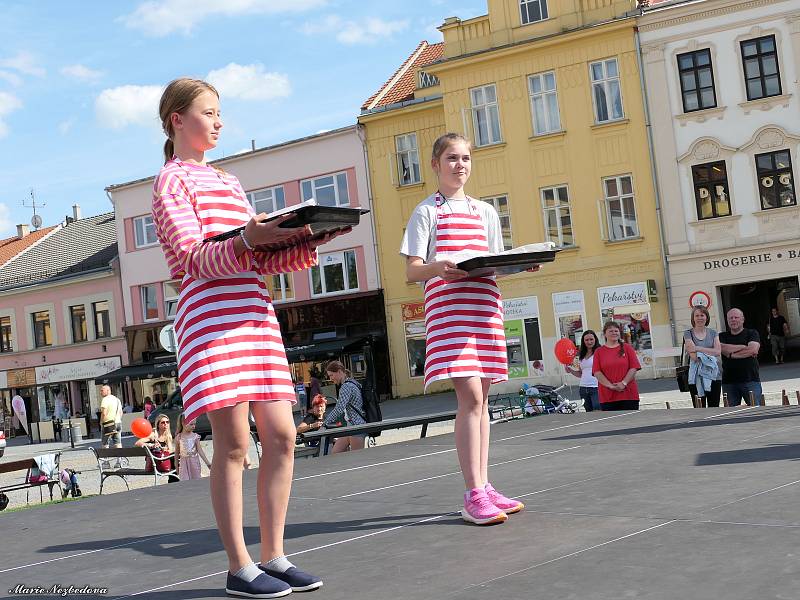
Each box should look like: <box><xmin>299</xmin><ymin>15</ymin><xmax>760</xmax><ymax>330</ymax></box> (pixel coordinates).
<box><xmin>91</xmin><ymin>446</ymin><xmax>179</xmax><ymax>494</ymax></box>
<box><xmin>0</xmin><ymin>453</ymin><xmax>63</xmax><ymax>508</ymax></box>
<box><xmin>299</xmin><ymin>410</ymin><xmax>459</xmax><ymax>456</ymax></box>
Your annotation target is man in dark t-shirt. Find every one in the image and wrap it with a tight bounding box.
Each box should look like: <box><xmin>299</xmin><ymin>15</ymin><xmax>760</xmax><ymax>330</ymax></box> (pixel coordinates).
<box><xmin>719</xmin><ymin>308</ymin><xmax>762</xmax><ymax>406</ymax></box>
<box><xmin>767</xmin><ymin>307</ymin><xmax>789</xmax><ymax>364</ymax></box>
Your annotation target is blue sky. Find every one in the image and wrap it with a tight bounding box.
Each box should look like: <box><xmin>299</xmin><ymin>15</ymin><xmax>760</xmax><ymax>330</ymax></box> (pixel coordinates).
<box><xmin>0</xmin><ymin>0</ymin><xmax>485</xmax><ymax>238</ymax></box>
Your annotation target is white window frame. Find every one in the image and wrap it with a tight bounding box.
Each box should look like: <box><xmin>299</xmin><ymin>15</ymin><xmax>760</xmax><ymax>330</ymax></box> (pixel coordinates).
<box><xmin>247</xmin><ymin>185</ymin><xmax>285</xmax><ymax>215</ymax></box>
<box><xmin>92</xmin><ymin>300</ymin><xmax>111</xmax><ymax>339</ymax></box>
<box><xmin>395</xmin><ymin>133</ymin><xmax>421</xmax><ymax>186</ymax></box>
<box><xmin>603</xmin><ymin>175</ymin><xmax>639</xmax><ymax>242</ymax></box>
<box><xmin>470</xmin><ymin>84</ymin><xmax>503</xmax><ymax>147</ymax></box>
<box><xmin>309</xmin><ymin>250</ymin><xmax>359</xmax><ymax>297</ymax></box>
<box><xmin>140</xmin><ymin>284</ymin><xmax>159</xmax><ymax>322</ymax></box>
<box><xmin>541</xmin><ymin>185</ymin><xmax>575</xmax><ymax>248</ymax></box>
<box><xmin>478</xmin><ymin>195</ymin><xmax>513</xmax><ymax>251</ymax></box>
<box><xmin>270</xmin><ymin>273</ymin><xmax>294</xmax><ymax>303</ymax></box>
<box><xmin>133</xmin><ymin>215</ymin><xmax>158</xmax><ymax>249</ymax></box>
<box><xmin>528</xmin><ymin>71</ymin><xmax>561</xmax><ymax>136</ymax></box>
<box><xmin>520</xmin><ymin>0</ymin><xmax>548</xmax><ymax>25</ymax></box>
<box><xmin>163</xmin><ymin>280</ymin><xmax>180</xmax><ymax>319</ymax></box>
<box><xmin>301</xmin><ymin>172</ymin><xmax>350</xmax><ymax>207</ymax></box>
<box><xmin>590</xmin><ymin>58</ymin><xmax>624</xmax><ymax>124</ymax></box>
<box><xmin>32</xmin><ymin>310</ymin><xmax>52</xmax><ymax>348</ymax></box>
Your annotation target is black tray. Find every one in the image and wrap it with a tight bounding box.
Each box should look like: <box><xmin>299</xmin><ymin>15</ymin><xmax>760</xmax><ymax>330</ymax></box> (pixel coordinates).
<box><xmin>456</xmin><ymin>250</ymin><xmax>558</xmax><ymax>277</ymax></box>
<box><xmin>204</xmin><ymin>206</ymin><xmax>369</xmax><ymax>243</ymax></box>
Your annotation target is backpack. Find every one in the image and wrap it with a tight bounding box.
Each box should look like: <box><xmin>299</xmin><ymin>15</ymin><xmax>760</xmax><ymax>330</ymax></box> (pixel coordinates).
<box><xmin>344</xmin><ymin>379</ymin><xmax>383</xmax><ymax>437</ymax></box>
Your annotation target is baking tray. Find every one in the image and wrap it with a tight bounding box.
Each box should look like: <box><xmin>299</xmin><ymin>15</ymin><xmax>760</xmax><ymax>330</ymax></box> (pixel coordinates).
<box><xmin>456</xmin><ymin>250</ymin><xmax>558</xmax><ymax>277</ymax></box>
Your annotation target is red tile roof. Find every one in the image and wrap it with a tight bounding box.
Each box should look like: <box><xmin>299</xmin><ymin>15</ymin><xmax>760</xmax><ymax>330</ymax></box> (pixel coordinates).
<box><xmin>362</xmin><ymin>41</ymin><xmax>444</xmax><ymax>111</ymax></box>
<box><xmin>0</xmin><ymin>225</ymin><xmax>59</xmax><ymax>267</ymax></box>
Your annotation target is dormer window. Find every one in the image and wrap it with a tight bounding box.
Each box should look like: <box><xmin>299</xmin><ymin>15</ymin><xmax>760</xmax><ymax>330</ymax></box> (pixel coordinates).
<box><xmin>418</xmin><ymin>71</ymin><xmax>439</xmax><ymax>89</ymax></box>
<box><xmin>520</xmin><ymin>0</ymin><xmax>548</xmax><ymax>25</ymax></box>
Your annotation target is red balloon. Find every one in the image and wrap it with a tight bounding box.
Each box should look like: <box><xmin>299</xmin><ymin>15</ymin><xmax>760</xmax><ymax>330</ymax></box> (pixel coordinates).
<box><xmin>554</xmin><ymin>338</ymin><xmax>578</xmax><ymax>365</ymax></box>
<box><xmin>131</xmin><ymin>417</ymin><xmax>153</xmax><ymax>439</ymax></box>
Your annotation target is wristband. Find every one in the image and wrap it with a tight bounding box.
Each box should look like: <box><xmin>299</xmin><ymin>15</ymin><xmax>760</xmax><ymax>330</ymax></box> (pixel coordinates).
<box><xmin>239</xmin><ymin>229</ymin><xmax>255</xmax><ymax>252</ymax></box>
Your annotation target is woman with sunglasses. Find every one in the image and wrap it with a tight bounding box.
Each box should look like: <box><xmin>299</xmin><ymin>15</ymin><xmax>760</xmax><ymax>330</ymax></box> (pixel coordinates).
<box><xmin>136</xmin><ymin>414</ymin><xmax>178</xmax><ymax>482</ymax></box>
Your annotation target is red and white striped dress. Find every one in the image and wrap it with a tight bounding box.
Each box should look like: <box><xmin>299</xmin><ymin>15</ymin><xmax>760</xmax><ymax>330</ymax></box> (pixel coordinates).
<box><xmin>423</xmin><ymin>194</ymin><xmax>507</xmax><ymax>389</ymax></box>
<box><xmin>152</xmin><ymin>158</ymin><xmax>317</xmax><ymax>422</ymax></box>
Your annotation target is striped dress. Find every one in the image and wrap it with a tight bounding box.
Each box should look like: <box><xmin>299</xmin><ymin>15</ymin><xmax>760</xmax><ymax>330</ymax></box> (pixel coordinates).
<box><xmin>152</xmin><ymin>157</ymin><xmax>317</xmax><ymax>422</ymax></box>
<box><xmin>423</xmin><ymin>194</ymin><xmax>507</xmax><ymax>389</ymax></box>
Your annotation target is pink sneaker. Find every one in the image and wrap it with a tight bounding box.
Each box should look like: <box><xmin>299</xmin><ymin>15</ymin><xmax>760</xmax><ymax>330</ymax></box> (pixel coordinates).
<box><xmin>461</xmin><ymin>488</ymin><xmax>508</xmax><ymax>525</ymax></box>
<box><xmin>485</xmin><ymin>483</ymin><xmax>524</xmax><ymax>514</ymax></box>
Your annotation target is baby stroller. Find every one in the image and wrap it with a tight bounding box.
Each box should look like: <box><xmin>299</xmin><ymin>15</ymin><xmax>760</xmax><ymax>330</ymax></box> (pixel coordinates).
<box><xmin>522</xmin><ymin>384</ymin><xmax>583</xmax><ymax>416</ymax></box>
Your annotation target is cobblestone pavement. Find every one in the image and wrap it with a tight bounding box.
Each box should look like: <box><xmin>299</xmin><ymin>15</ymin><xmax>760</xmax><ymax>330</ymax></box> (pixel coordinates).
<box><xmin>2</xmin><ymin>364</ymin><xmax>798</xmax><ymax>511</ymax></box>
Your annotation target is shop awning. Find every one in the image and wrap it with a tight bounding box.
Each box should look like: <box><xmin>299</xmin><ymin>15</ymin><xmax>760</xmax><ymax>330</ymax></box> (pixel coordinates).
<box><xmin>94</xmin><ymin>360</ymin><xmax>178</xmax><ymax>384</ymax></box>
<box><xmin>284</xmin><ymin>337</ymin><xmax>369</xmax><ymax>363</ymax></box>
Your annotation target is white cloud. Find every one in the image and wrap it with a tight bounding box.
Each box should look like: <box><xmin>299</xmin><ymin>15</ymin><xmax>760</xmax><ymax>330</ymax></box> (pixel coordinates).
<box><xmin>58</xmin><ymin>117</ymin><xmax>76</xmax><ymax>135</ymax></box>
<box><xmin>0</xmin><ymin>91</ymin><xmax>23</xmax><ymax>138</ymax></box>
<box><xmin>0</xmin><ymin>70</ymin><xmax>22</xmax><ymax>87</ymax></box>
<box><xmin>121</xmin><ymin>0</ymin><xmax>327</xmax><ymax>36</ymax></box>
<box><xmin>95</xmin><ymin>85</ymin><xmax>162</xmax><ymax>130</ymax></box>
<box><xmin>207</xmin><ymin>63</ymin><xmax>291</xmax><ymax>101</ymax></box>
<box><xmin>302</xmin><ymin>15</ymin><xmax>408</xmax><ymax>45</ymax></box>
<box><xmin>0</xmin><ymin>51</ymin><xmax>45</xmax><ymax>77</ymax></box>
<box><xmin>61</xmin><ymin>64</ymin><xmax>104</xmax><ymax>82</ymax></box>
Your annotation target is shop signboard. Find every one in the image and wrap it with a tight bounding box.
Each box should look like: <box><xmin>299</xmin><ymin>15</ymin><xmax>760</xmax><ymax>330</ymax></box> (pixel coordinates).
<box><xmin>8</xmin><ymin>368</ymin><xmax>36</xmax><ymax>387</ymax></box>
<box><xmin>35</xmin><ymin>356</ymin><xmax>122</xmax><ymax>384</ymax></box>
<box><xmin>401</xmin><ymin>302</ymin><xmax>425</xmax><ymax>322</ymax></box>
<box><xmin>502</xmin><ymin>296</ymin><xmax>544</xmax><ymax>378</ymax></box>
<box><xmin>597</xmin><ymin>282</ymin><xmax>654</xmax><ymax>368</ymax></box>
<box><xmin>0</xmin><ymin>370</ymin><xmax>6</xmax><ymax>389</ymax></box>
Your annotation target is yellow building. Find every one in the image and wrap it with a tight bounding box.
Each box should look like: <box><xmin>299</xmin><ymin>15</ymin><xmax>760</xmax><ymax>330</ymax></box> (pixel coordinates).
<box><xmin>359</xmin><ymin>0</ymin><xmax>673</xmax><ymax>398</ymax></box>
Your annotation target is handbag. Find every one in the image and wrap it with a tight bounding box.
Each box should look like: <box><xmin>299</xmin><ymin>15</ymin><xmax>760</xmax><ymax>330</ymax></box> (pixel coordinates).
<box><xmin>145</xmin><ymin>445</ymin><xmax>173</xmax><ymax>473</ymax></box>
<box><xmin>101</xmin><ymin>420</ymin><xmax>117</xmax><ymax>436</ymax></box>
<box><xmin>676</xmin><ymin>338</ymin><xmax>690</xmax><ymax>393</ymax></box>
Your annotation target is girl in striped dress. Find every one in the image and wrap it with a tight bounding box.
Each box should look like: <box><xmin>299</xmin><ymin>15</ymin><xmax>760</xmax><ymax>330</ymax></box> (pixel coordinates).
<box><xmin>400</xmin><ymin>133</ymin><xmax>527</xmax><ymax>526</ymax></box>
<box><xmin>153</xmin><ymin>78</ymin><xmax>343</xmax><ymax>598</ymax></box>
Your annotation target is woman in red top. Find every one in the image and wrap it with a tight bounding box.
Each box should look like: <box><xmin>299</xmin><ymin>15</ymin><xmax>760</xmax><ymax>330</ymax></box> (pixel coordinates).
<box><xmin>592</xmin><ymin>321</ymin><xmax>641</xmax><ymax>410</ymax></box>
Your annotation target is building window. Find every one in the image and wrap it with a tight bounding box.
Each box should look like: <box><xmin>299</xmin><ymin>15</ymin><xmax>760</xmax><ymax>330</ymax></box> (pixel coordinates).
<box><xmin>163</xmin><ymin>281</ymin><xmax>180</xmax><ymax>319</ymax></box>
<box><xmin>405</xmin><ymin>320</ymin><xmax>426</xmax><ymax>378</ymax></box>
<box><xmin>478</xmin><ymin>195</ymin><xmax>513</xmax><ymax>250</ymax></box>
<box><xmin>756</xmin><ymin>150</ymin><xmax>795</xmax><ymax>210</ymax></box>
<box><xmin>70</xmin><ymin>305</ymin><xmax>87</xmax><ymax>343</ymax></box>
<box><xmin>310</xmin><ymin>250</ymin><xmax>358</xmax><ymax>296</ymax></box>
<box><xmin>271</xmin><ymin>273</ymin><xmax>294</xmax><ymax>302</ymax></box>
<box><xmin>470</xmin><ymin>84</ymin><xmax>503</xmax><ymax>146</ymax></box>
<box><xmin>32</xmin><ymin>311</ymin><xmax>52</xmax><ymax>348</ymax></box>
<box><xmin>520</xmin><ymin>0</ymin><xmax>548</xmax><ymax>24</ymax></box>
<box><xmin>395</xmin><ymin>133</ymin><xmax>421</xmax><ymax>186</ymax></box>
<box><xmin>0</xmin><ymin>316</ymin><xmax>12</xmax><ymax>352</ymax></box>
<box><xmin>133</xmin><ymin>215</ymin><xmax>158</xmax><ymax>248</ymax></box>
<box><xmin>741</xmin><ymin>35</ymin><xmax>782</xmax><ymax>101</ymax></box>
<box><xmin>301</xmin><ymin>173</ymin><xmax>350</xmax><ymax>207</ymax></box>
<box><xmin>141</xmin><ymin>284</ymin><xmax>159</xmax><ymax>322</ymax></box>
<box><xmin>247</xmin><ymin>186</ymin><xmax>285</xmax><ymax>215</ymax></box>
<box><xmin>528</xmin><ymin>71</ymin><xmax>561</xmax><ymax>135</ymax></box>
<box><xmin>590</xmin><ymin>58</ymin><xmax>624</xmax><ymax>124</ymax></box>
<box><xmin>677</xmin><ymin>49</ymin><xmax>717</xmax><ymax>112</ymax></box>
<box><xmin>93</xmin><ymin>301</ymin><xmax>110</xmax><ymax>339</ymax></box>
<box><xmin>691</xmin><ymin>161</ymin><xmax>731</xmax><ymax>220</ymax></box>
<box><xmin>603</xmin><ymin>175</ymin><xmax>639</xmax><ymax>240</ymax></box>
<box><xmin>541</xmin><ymin>186</ymin><xmax>574</xmax><ymax>247</ymax></box>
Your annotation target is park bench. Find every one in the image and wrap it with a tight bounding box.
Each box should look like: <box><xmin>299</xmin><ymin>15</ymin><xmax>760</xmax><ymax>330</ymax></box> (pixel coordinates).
<box><xmin>0</xmin><ymin>453</ymin><xmax>63</xmax><ymax>508</ymax></box>
<box><xmin>299</xmin><ymin>410</ymin><xmax>459</xmax><ymax>456</ymax></box>
<box><xmin>91</xmin><ymin>446</ymin><xmax>178</xmax><ymax>494</ymax></box>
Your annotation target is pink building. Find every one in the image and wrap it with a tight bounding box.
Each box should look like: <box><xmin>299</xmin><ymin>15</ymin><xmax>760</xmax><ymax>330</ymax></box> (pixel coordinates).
<box><xmin>0</xmin><ymin>210</ymin><xmax>128</xmax><ymax>439</ymax></box>
<box><xmin>107</xmin><ymin>125</ymin><xmax>390</xmax><ymax>399</ymax></box>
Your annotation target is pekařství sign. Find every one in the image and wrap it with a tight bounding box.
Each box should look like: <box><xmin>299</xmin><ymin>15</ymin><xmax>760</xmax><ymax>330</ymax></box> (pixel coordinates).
<box><xmin>702</xmin><ymin>250</ymin><xmax>800</xmax><ymax>271</ymax></box>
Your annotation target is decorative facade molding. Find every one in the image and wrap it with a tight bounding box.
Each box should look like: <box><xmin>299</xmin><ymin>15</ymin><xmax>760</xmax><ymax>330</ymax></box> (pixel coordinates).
<box><xmin>739</xmin><ymin>124</ymin><xmax>800</xmax><ymax>152</ymax></box>
<box><xmin>738</xmin><ymin>93</ymin><xmax>793</xmax><ymax>115</ymax></box>
<box><xmin>675</xmin><ymin>106</ymin><xmax>727</xmax><ymax>126</ymax></box>
<box><xmin>639</xmin><ymin>0</ymin><xmax>789</xmax><ymax>33</ymax></box>
<box><xmin>678</xmin><ymin>137</ymin><xmax>737</xmax><ymax>164</ymax></box>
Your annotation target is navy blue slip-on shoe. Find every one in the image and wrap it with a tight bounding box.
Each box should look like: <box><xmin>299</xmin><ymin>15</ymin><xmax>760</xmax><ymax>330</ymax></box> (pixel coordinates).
<box><xmin>225</xmin><ymin>571</ymin><xmax>292</xmax><ymax>598</ymax></box>
<box><xmin>259</xmin><ymin>565</ymin><xmax>323</xmax><ymax>592</ymax></box>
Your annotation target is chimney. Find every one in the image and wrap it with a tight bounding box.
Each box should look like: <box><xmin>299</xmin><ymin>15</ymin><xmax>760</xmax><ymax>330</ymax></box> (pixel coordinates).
<box><xmin>16</xmin><ymin>224</ymin><xmax>29</xmax><ymax>238</ymax></box>
<box><xmin>72</xmin><ymin>204</ymin><xmax>81</xmax><ymax>220</ymax></box>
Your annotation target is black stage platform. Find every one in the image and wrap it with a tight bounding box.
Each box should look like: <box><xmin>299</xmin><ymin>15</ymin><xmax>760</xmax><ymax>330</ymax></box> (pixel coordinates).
<box><xmin>2</xmin><ymin>406</ymin><xmax>799</xmax><ymax>599</ymax></box>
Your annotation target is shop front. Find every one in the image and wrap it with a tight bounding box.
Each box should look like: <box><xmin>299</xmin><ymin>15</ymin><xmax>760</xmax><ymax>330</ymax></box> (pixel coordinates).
<box><xmin>597</xmin><ymin>282</ymin><xmax>655</xmax><ymax>371</ymax></box>
<box><xmin>275</xmin><ymin>290</ymin><xmax>390</xmax><ymax>399</ymax></box>
<box><xmin>669</xmin><ymin>241</ymin><xmax>800</xmax><ymax>361</ymax></box>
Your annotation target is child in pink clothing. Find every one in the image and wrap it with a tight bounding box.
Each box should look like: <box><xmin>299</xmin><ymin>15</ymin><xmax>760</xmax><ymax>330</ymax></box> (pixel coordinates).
<box><xmin>175</xmin><ymin>415</ymin><xmax>211</xmax><ymax>480</ymax></box>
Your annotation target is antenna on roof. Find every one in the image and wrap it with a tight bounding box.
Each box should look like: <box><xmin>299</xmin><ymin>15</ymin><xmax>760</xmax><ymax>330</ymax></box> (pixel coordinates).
<box><xmin>22</xmin><ymin>189</ymin><xmax>45</xmax><ymax>230</ymax></box>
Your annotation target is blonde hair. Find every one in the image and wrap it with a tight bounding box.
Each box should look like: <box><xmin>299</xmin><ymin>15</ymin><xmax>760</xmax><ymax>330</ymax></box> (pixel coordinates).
<box><xmin>155</xmin><ymin>414</ymin><xmax>174</xmax><ymax>451</ymax></box>
<box><xmin>431</xmin><ymin>132</ymin><xmax>472</xmax><ymax>163</ymax></box>
<box><xmin>159</xmin><ymin>78</ymin><xmax>219</xmax><ymax>164</ymax></box>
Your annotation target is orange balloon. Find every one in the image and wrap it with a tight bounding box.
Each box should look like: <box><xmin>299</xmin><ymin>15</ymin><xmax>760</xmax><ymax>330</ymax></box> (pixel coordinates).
<box><xmin>554</xmin><ymin>338</ymin><xmax>578</xmax><ymax>365</ymax></box>
<box><xmin>131</xmin><ymin>417</ymin><xmax>153</xmax><ymax>439</ymax></box>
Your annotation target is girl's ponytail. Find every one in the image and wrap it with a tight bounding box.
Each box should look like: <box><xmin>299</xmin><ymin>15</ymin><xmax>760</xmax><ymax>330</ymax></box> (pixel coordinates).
<box><xmin>163</xmin><ymin>139</ymin><xmax>175</xmax><ymax>165</ymax></box>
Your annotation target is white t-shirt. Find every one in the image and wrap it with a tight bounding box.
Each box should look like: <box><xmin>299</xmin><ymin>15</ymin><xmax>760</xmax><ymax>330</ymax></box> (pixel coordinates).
<box><xmin>100</xmin><ymin>394</ymin><xmax>123</xmax><ymax>424</ymax></box>
<box><xmin>399</xmin><ymin>194</ymin><xmax>504</xmax><ymax>263</ymax></box>
<box><xmin>579</xmin><ymin>355</ymin><xmax>598</xmax><ymax>388</ymax></box>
